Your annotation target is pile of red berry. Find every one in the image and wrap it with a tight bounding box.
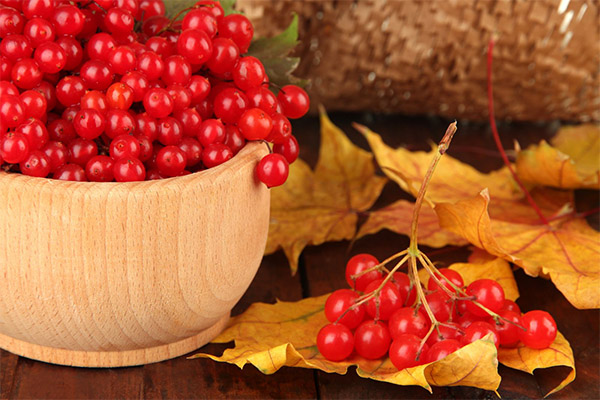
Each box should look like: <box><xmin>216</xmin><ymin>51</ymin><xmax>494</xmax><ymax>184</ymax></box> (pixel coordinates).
<box><xmin>317</xmin><ymin>253</ymin><xmax>558</xmax><ymax>370</ymax></box>
<box><xmin>0</xmin><ymin>0</ymin><xmax>308</xmax><ymax>184</ymax></box>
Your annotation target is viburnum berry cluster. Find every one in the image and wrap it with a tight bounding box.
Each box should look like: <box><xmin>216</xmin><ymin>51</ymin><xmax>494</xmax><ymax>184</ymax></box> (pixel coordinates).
<box><xmin>0</xmin><ymin>0</ymin><xmax>308</xmax><ymax>183</ymax></box>
<box><xmin>317</xmin><ymin>255</ymin><xmax>558</xmax><ymax>367</ymax></box>
<box><xmin>316</xmin><ymin>123</ymin><xmax>558</xmax><ymax>369</ymax></box>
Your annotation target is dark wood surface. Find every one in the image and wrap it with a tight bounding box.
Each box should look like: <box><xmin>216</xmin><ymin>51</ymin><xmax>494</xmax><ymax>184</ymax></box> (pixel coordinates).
<box><xmin>1</xmin><ymin>114</ymin><xmax>598</xmax><ymax>399</ymax></box>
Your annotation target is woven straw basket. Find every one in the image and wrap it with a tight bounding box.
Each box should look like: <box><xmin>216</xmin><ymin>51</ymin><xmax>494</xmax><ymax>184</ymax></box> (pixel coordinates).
<box><xmin>239</xmin><ymin>0</ymin><xmax>599</xmax><ymax>122</ymax></box>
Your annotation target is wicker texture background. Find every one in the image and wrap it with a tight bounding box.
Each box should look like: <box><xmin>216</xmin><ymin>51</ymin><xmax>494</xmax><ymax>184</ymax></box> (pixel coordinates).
<box><xmin>238</xmin><ymin>0</ymin><xmax>599</xmax><ymax>122</ymax></box>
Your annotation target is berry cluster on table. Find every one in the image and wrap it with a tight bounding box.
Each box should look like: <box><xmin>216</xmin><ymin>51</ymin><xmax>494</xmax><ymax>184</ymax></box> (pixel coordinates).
<box><xmin>317</xmin><ymin>253</ymin><xmax>558</xmax><ymax>370</ymax></box>
<box><xmin>0</xmin><ymin>0</ymin><xmax>308</xmax><ymax>184</ymax></box>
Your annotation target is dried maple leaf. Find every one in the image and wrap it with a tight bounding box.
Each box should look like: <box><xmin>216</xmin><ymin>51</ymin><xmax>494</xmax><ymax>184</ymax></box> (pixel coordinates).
<box><xmin>418</xmin><ymin>257</ymin><xmax>520</xmax><ymax>302</ymax></box>
<box><xmin>191</xmin><ymin>294</ymin><xmax>501</xmax><ymax>393</ymax></box>
<box><xmin>498</xmin><ymin>332</ymin><xmax>575</xmax><ymax>397</ymax></box>
<box><xmin>265</xmin><ymin>112</ymin><xmax>386</xmax><ymax>273</ymax></box>
<box><xmin>357</xmin><ymin>199</ymin><xmax>467</xmax><ymax>247</ymax></box>
<box><xmin>356</xmin><ymin>124</ymin><xmax>522</xmax><ymax>205</ymax></box>
<box><xmin>435</xmin><ymin>189</ymin><xmax>600</xmax><ymax>309</ymax></box>
<box><xmin>515</xmin><ymin>124</ymin><xmax>600</xmax><ymax>190</ymax></box>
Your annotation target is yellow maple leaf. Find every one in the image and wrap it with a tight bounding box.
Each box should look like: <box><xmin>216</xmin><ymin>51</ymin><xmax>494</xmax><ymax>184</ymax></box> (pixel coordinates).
<box><xmin>418</xmin><ymin>257</ymin><xmax>520</xmax><ymax>302</ymax></box>
<box><xmin>435</xmin><ymin>189</ymin><xmax>600</xmax><ymax>309</ymax></box>
<box><xmin>515</xmin><ymin>124</ymin><xmax>600</xmax><ymax>190</ymax></box>
<box><xmin>265</xmin><ymin>112</ymin><xmax>386</xmax><ymax>273</ymax></box>
<box><xmin>357</xmin><ymin>199</ymin><xmax>467</xmax><ymax>248</ymax></box>
<box><xmin>498</xmin><ymin>332</ymin><xmax>575</xmax><ymax>397</ymax></box>
<box><xmin>191</xmin><ymin>294</ymin><xmax>501</xmax><ymax>393</ymax></box>
<box><xmin>356</xmin><ymin>124</ymin><xmax>521</xmax><ymax>205</ymax></box>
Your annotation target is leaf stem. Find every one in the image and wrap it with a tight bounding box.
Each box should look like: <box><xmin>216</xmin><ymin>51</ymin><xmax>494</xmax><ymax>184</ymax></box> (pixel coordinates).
<box><xmin>487</xmin><ymin>37</ymin><xmax>549</xmax><ymax>225</ymax></box>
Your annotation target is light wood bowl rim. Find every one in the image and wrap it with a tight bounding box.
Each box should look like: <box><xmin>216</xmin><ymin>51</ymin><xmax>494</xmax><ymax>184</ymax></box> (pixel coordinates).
<box><xmin>0</xmin><ymin>141</ymin><xmax>267</xmax><ymax>190</ymax></box>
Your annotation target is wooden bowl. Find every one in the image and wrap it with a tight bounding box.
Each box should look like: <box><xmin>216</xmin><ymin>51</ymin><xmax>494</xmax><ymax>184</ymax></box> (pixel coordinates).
<box><xmin>0</xmin><ymin>143</ymin><xmax>270</xmax><ymax>368</ymax></box>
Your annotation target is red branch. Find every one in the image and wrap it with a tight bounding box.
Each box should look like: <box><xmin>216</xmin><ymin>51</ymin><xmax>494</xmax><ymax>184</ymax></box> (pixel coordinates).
<box><xmin>487</xmin><ymin>38</ymin><xmax>549</xmax><ymax>225</ymax></box>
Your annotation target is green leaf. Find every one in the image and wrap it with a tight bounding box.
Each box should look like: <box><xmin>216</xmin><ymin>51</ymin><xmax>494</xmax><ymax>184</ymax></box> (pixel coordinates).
<box><xmin>165</xmin><ymin>0</ymin><xmax>239</xmax><ymax>19</ymax></box>
<box><xmin>246</xmin><ymin>14</ymin><xmax>306</xmax><ymax>87</ymax></box>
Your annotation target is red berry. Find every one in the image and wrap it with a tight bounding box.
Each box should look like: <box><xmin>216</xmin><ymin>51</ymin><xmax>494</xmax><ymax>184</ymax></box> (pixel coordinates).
<box><xmin>427</xmin><ymin>268</ymin><xmax>464</xmax><ymax>295</ymax></box>
<box><xmin>113</xmin><ymin>158</ymin><xmax>146</xmax><ymax>182</ymax></box>
<box><xmin>365</xmin><ymin>279</ymin><xmax>403</xmax><ymax>321</ymax></box>
<box><xmin>273</xmin><ymin>135</ymin><xmax>299</xmax><ymax>164</ymax></box>
<box><xmin>177</xmin><ymin>28</ymin><xmax>212</xmax><ymax>65</ymax></box>
<box><xmin>54</xmin><ymin>163</ymin><xmax>86</xmax><ymax>181</ymax></box>
<box><xmin>518</xmin><ymin>310</ymin><xmax>557</xmax><ymax>349</ymax></box>
<box><xmin>461</xmin><ymin>321</ymin><xmax>499</xmax><ymax>348</ymax></box>
<box><xmin>316</xmin><ymin>323</ymin><xmax>354</xmax><ymax>362</ymax></box>
<box><xmin>223</xmin><ymin>125</ymin><xmax>245</xmax><ymax>155</ymax></box>
<box><xmin>105</xmin><ymin>109</ymin><xmax>136</xmax><ymax>139</ymax></box>
<box><xmin>278</xmin><ymin>85</ymin><xmax>310</xmax><ymax>119</ymax></box>
<box><xmin>0</xmin><ymin>94</ymin><xmax>25</xmax><ymax>128</ymax></box>
<box><xmin>52</xmin><ymin>4</ymin><xmax>84</xmax><ymax>37</ymax></box>
<box><xmin>73</xmin><ymin>109</ymin><xmax>106</xmax><ymax>140</ymax></box>
<box><xmin>106</xmin><ymin>82</ymin><xmax>135</xmax><ymax>110</ymax></box>
<box><xmin>157</xmin><ymin>117</ymin><xmax>183</xmax><ymax>146</ymax></box>
<box><xmin>11</xmin><ymin>58</ymin><xmax>43</xmax><ymax>89</ymax></box>
<box><xmin>391</xmin><ymin>272</ymin><xmax>417</xmax><ymax>306</ymax></box>
<box><xmin>213</xmin><ymin>87</ymin><xmax>248</xmax><ymax>124</ymax></box>
<box><xmin>197</xmin><ymin>118</ymin><xmax>225</xmax><ymax>147</ymax></box>
<box><xmin>177</xmin><ymin>137</ymin><xmax>203</xmax><ymax>167</ymax></box>
<box><xmin>41</xmin><ymin>140</ymin><xmax>68</xmax><ymax>172</ymax></box>
<box><xmin>345</xmin><ymin>253</ymin><xmax>382</xmax><ymax>292</ymax></box>
<box><xmin>0</xmin><ymin>131</ymin><xmax>29</xmax><ymax>163</ymax></box>
<box><xmin>56</xmin><ymin>76</ymin><xmax>86</xmax><ymax>107</ymax></box>
<box><xmin>465</xmin><ymin>279</ymin><xmax>505</xmax><ymax>317</ymax></box>
<box><xmin>182</xmin><ymin>8</ymin><xmax>217</xmax><ymax>37</ymax></box>
<box><xmin>354</xmin><ymin>320</ymin><xmax>391</xmax><ymax>360</ymax></box>
<box><xmin>389</xmin><ymin>334</ymin><xmax>429</xmax><ymax>370</ymax></box>
<box><xmin>143</xmin><ymin>88</ymin><xmax>173</xmax><ymax>118</ymax></box>
<box><xmin>218</xmin><ymin>14</ymin><xmax>253</xmax><ymax>53</ymax></box>
<box><xmin>85</xmin><ymin>155</ymin><xmax>114</xmax><ymax>182</ymax></box>
<box><xmin>20</xmin><ymin>150</ymin><xmax>50</xmax><ymax>177</ymax></box>
<box><xmin>175</xmin><ymin>108</ymin><xmax>202</xmax><ymax>138</ymax></box>
<box><xmin>108</xmin><ymin>45</ymin><xmax>136</xmax><ymax>75</ymax></box>
<box><xmin>490</xmin><ymin>310</ymin><xmax>522</xmax><ymax>347</ymax></box>
<box><xmin>233</xmin><ymin>56</ymin><xmax>265</xmax><ymax>91</ymax></box>
<box><xmin>256</xmin><ymin>153</ymin><xmax>288</xmax><ymax>188</ymax></box>
<box><xmin>68</xmin><ymin>138</ymin><xmax>98</xmax><ymax>167</ymax></box>
<box><xmin>425</xmin><ymin>339</ymin><xmax>461</xmax><ymax>363</ymax></box>
<box><xmin>16</xmin><ymin>118</ymin><xmax>48</xmax><ymax>150</ymax></box>
<box><xmin>501</xmin><ymin>299</ymin><xmax>521</xmax><ymax>314</ymax></box>
<box><xmin>24</xmin><ymin>17</ymin><xmax>55</xmax><ymax>47</ymax></box>
<box><xmin>25</xmin><ymin>96</ymin><xmax>47</xmax><ymax>123</ymax></box>
<box><xmin>22</xmin><ymin>0</ymin><xmax>54</xmax><ymax>20</ymax></box>
<box><xmin>389</xmin><ymin>307</ymin><xmax>431</xmax><ymax>339</ymax></box>
<box><xmin>202</xmin><ymin>143</ymin><xmax>232</xmax><ymax>168</ymax></box>
<box><xmin>206</xmin><ymin>37</ymin><xmax>239</xmax><ymax>74</ymax></box>
<box><xmin>0</xmin><ymin>7</ymin><xmax>25</xmax><ymax>38</ymax></box>
<box><xmin>156</xmin><ymin>145</ymin><xmax>187</xmax><ymax>177</ymax></box>
<box><xmin>426</xmin><ymin>322</ymin><xmax>462</xmax><ymax>347</ymax></box>
<box><xmin>324</xmin><ymin>289</ymin><xmax>365</xmax><ymax>330</ymax></box>
<box><xmin>110</xmin><ymin>134</ymin><xmax>140</xmax><ymax>160</ymax></box>
<box><xmin>34</xmin><ymin>42</ymin><xmax>66</xmax><ymax>74</ymax></box>
<box><xmin>238</xmin><ymin>108</ymin><xmax>273</xmax><ymax>140</ymax></box>
<box><xmin>425</xmin><ymin>291</ymin><xmax>455</xmax><ymax>322</ymax></box>
<box><xmin>80</xmin><ymin>60</ymin><xmax>114</xmax><ymax>91</ymax></box>
<box><xmin>80</xmin><ymin>90</ymin><xmax>108</xmax><ymax>114</ymax></box>
<box><xmin>162</xmin><ymin>55</ymin><xmax>191</xmax><ymax>86</ymax></box>
<box><xmin>104</xmin><ymin>7</ymin><xmax>135</xmax><ymax>35</ymax></box>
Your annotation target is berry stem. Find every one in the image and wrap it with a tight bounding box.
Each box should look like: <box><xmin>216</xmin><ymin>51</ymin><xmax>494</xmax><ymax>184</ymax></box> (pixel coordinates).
<box><xmin>487</xmin><ymin>37</ymin><xmax>549</xmax><ymax>225</ymax></box>
<box><xmin>408</xmin><ymin>122</ymin><xmax>457</xmax><ymax>255</ymax></box>
<box><xmin>350</xmin><ymin>249</ymin><xmax>408</xmax><ymax>280</ymax></box>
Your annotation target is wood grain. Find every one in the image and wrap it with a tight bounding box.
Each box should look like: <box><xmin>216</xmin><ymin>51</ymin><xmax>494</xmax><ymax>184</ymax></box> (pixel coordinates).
<box><xmin>0</xmin><ymin>143</ymin><xmax>270</xmax><ymax>368</ymax></box>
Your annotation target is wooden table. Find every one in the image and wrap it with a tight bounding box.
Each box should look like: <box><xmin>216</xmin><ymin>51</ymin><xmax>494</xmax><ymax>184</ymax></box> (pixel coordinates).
<box><xmin>1</xmin><ymin>114</ymin><xmax>598</xmax><ymax>399</ymax></box>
